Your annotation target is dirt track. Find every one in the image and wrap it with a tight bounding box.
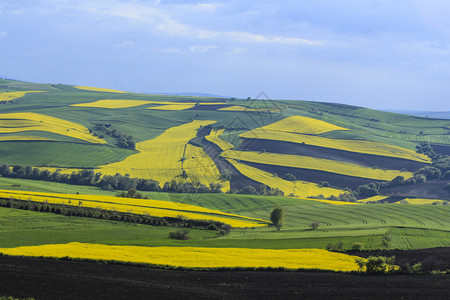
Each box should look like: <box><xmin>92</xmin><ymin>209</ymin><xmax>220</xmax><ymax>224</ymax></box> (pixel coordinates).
<box><xmin>0</xmin><ymin>255</ymin><xmax>449</xmax><ymax>299</ymax></box>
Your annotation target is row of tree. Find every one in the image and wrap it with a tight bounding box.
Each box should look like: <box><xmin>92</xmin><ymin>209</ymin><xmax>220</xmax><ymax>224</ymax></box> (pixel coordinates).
<box><xmin>0</xmin><ymin>162</ymin><xmax>284</xmax><ymax>196</ymax></box>
<box><xmin>91</xmin><ymin>123</ymin><xmax>136</xmax><ymax>150</ymax></box>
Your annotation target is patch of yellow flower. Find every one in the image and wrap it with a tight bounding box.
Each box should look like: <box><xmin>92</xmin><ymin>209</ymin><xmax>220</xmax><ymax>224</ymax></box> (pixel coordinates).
<box><xmin>205</xmin><ymin>129</ymin><xmax>234</xmax><ymax>151</ymax></box>
<box><xmin>71</xmin><ymin>99</ymin><xmax>226</xmax><ymax>109</ymax></box>
<box><xmin>0</xmin><ymin>112</ymin><xmax>105</xmax><ymax>144</ymax></box>
<box><xmin>222</xmin><ymin>150</ymin><xmax>413</xmax><ymax>181</ymax></box>
<box><xmin>358</xmin><ymin>195</ymin><xmax>389</xmax><ymax>203</ymax></box>
<box><xmin>397</xmin><ymin>198</ymin><xmax>446</xmax><ymax>205</ymax></box>
<box><xmin>241</xmin><ymin>130</ymin><xmax>430</xmax><ymax>163</ymax></box>
<box><xmin>255</xmin><ymin>115</ymin><xmax>349</xmax><ymax>135</ymax></box>
<box><xmin>71</xmin><ymin>99</ymin><xmax>155</xmax><ymax>109</ymax></box>
<box><xmin>0</xmin><ymin>189</ymin><xmax>267</xmax><ymax>228</ymax></box>
<box><xmin>0</xmin><ymin>91</ymin><xmax>46</xmax><ymax>102</ymax></box>
<box><xmin>0</xmin><ymin>243</ymin><xmax>364</xmax><ymax>272</ymax></box>
<box><xmin>146</xmin><ymin>104</ymin><xmax>196</xmax><ymax>110</ymax></box>
<box><xmin>98</xmin><ymin>120</ymin><xmax>229</xmax><ymax>191</ymax></box>
<box><xmin>74</xmin><ymin>86</ymin><xmax>128</xmax><ymax>93</ymax></box>
<box><xmin>218</xmin><ymin>106</ymin><xmax>279</xmax><ymax>113</ymax></box>
<box><xmin>226</xmin><ymin>159</ymin><xmax>344</xmax><ymax>198</ymax></box>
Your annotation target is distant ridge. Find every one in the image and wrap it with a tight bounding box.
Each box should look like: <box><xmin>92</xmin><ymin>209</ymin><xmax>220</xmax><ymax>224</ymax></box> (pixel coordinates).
<box><xmin>383</xmin><ymin>109</ymin><xmax>450</xmax><ymax>119</ymax></box>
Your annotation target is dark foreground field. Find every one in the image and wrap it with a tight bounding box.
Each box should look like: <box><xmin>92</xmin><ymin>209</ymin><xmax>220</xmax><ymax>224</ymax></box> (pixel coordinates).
<box><xmin>0</xmin><ymin>255</ymin><xmax>449</xmax><ymax>300</ymax></box>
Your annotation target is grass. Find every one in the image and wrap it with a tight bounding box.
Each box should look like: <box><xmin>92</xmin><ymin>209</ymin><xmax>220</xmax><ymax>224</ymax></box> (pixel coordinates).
<box><xmin>0</xmin><ymin>141</ymin><xmax>135</xmax><ymax>168</ymax></box>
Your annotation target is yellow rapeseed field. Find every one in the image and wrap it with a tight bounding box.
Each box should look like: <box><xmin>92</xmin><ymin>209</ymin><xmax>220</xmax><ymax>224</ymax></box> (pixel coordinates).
<box><xmin>98</xmin><ymin>120</ymin><xmax>229</xmax><ymax>191</ymax></box>
<box><xmin>0</xmin><ymin>91</ymin><xmax>46</xmax><ymax>102</ymax></box>
<box><xmin>397</xmin><ymin>198</ymin><xmax>446</xmax><ymax>205</ymax></box>
<box><xmin>71</xmin><ymin>99</ymin><xmax>156</xmax><ymax>109</ymax></box>
<box><xmin>0</xmin><ymin>243</ymin><xmax>364</xmax><ymax>272</ymax></box>
<box><xmin>205</xmin><ymin>129</ymin><xmax>234</xmax><ymax>151</ymax></box>
<box><xmin>0</xmin><ymin>112</ymin><xmax>105</xmax><ymax>144</ymax></box>
<box><xmin>255</xmin><ymin>115</ymin><xmax>348</xmax><ymax>135</ymax></box>
<box><xmin>226</xmin><ymin>159</ymin><xmax>344</xmax><ymax>198</ymax></box>
<box><xmin>0</xmin><ymin>135</ymin><xmax>53</xmax><ymax>141</ymax></box>
<box><xmin>241</xmin><ymin>130</ymin><xmax>431</xmax><ymax>163</ymax></box>
<box><xmin>222</xmin><ymin>150</ymin><xmax>414</xmax><ymax>181</ymax></box>
<box><xmin>74</xmin><ymin>86</ymin><xmax>128</xmax><ymax>93</ymax></box>
<box><xmin>218</xmin><ymin>106</ymin><xmax>280</xmax><ymax>113</ymax></box>
<box><xmin>358</xmin><ymin>195</ymin><xmax>389</xmax><ymax>203</ymax></box>
<box><xmin>146</xmin><ymin>104</ymin><xmax>196</xmax><ymax>110</ymax></box>
<box><xmin>0</xmin><ymin>189</ymin><xmax>267</xmax><ymax>228</ymax></box>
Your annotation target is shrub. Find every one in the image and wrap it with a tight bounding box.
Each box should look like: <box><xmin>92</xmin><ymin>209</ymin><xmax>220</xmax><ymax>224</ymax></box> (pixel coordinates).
<box><xmin>351</xmin><ymin>242</ymin><xmax>364</xmax><ymax>251</ymax></box>
<box><xmin>356</xmin><ymin>256</ymin><xmax>396</xmax><ymax>273</ymax></box>
<box><xmin>309</xmin><ymin>222</ymin><xmax>319</xmax><ymax>230</ymax></box>
<box><xmin>168</xmin><ymin>230</ymin><xmax>190</xmax><ymax>240</ymax></box>
<box><xmin>270</xmin><ymin>206</ymin><xmax>285</xmax><ymax>230</ymax></box>
<box><xmin>283</xmin><ymin>173</ymin><xmax>297</xmax><ymax>181</ymax></box>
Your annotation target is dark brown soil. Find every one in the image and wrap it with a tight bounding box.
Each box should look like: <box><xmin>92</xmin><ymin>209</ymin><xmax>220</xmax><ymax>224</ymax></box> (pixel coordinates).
<box><xmin>380</xmin><ymin>180</ymin><xmax>450</xmax><ymax>200</ymax></box>
<box><xmin>241</xmin><ymin>161</ymin><xmax>380</xmax><ymax>189</ymax></box>
<box><xmin>1</xmin><ymin>255</ymin><xmax>449</xmax><ymax>300</ymax></box>
<box><xmin>348</xmin><ymin>247</ymin><xmax>450</xmax><ymax>271</ymax></box>
<box><xmin>431</xmin><ymin>144</ymin><xmax>450</xmax><ymax>156</ymax></box>
<box><xmin>238</xmin><ymin>138</ymin><xmax>428</xmax><ymax>172</ymax></box>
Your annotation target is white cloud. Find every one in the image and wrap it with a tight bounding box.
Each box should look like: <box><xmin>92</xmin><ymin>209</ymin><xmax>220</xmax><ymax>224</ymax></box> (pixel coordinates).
<box><xmin>189</xmin><ymin>44</ymin><xmax>217</xmax><ymax>53</ymax></box>
<box><xmin>0</xmin><ymin>31</ymin><xmax>6</xmax><ymax>38</ymax></box>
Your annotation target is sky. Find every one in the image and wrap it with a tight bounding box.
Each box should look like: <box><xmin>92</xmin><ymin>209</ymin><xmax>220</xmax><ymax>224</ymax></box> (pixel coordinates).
<box><xmin>1</xmin><ymin>0</ymin><xmax>450</xmax><ymax>111</ymax></box>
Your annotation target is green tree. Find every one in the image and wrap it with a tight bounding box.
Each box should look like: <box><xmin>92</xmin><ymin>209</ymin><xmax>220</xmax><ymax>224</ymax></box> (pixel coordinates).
<box><xmin>270</xmin><ymin>206</ymin><xmax>285</xmax><ymax>230</ymax></box>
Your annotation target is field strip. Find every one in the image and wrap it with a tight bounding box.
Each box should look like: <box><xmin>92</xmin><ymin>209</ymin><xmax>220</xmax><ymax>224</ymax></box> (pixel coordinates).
<box><xmin>251</xmin><ymin>115</ymin><xmax>349</xmax><ymax>135</ymax></box>
<box><xmin>358</xmin><ymin>195</ymin><xmax>389</xmax><ymax>203</ymax></box>
<box><xmin>240</xmin><ymin>130</ymin><xmax>430</xmax><ymax>163</ymax></box>
<box><xmin>0</xmin><ymin>112</ymin><xmax>106</xmax><ymax>144</ymax></box>
<box><xmin>399</xmin><ymin>198</ymin><xmax>446</xmax><ymax>205</ymax></box>
<box><xmin>205</xmin><ymin>129</ymin><xmax>234</xmax><ymax>151</ymax></box>
<box><xmin>218</xmin><ymin>106</ymin><xmax>280</xmax><ymax>113</ymax></box>
<box><xmin>146</xmin><ymin>104</ymin><xmax>196</xmax><ymax>111</ymax></box>
<box><xmin>74</xmin><ymin>86</ymin><xmax>128</xmax><ymax>93</ymax></box>
<box><xmin>97</xmin><ymin>120</ymin><xmax>230</xmax><ymax>191</ymax></box>
<box><xmin>0</xmin><ymin>91</ymin><xmax>46</xmax><ymax>102</ymax></box>
<box><xmin>226</xmin><ymin>158</ymin><xmax>344</xmax><ymax>198</ymax></box>
<box><xmin>292</xmin><ymin>197</ymin><xmax>360</xmax><ymax>205</ymax></box>
<box><xmin>0</xmin><ymin>243</ymin><xmax>364</xmax><ymax>272</ymax></box>
<box><xmin>0</xmin><ymin>189</ymin><xmax>266</xmax><ymax>228</ymax></box>
<box><xmin>72</xmin><ymin>99</ymin><xmax>227</xmax><ymax>109</ymax></box>
<box><xmin>0</xmin><ymin>135</ymin><xmax>54</xmax><ymax>141</ymax></box>
<box><xmin>222</xmin><ymin>150</ymin><xmax>413</xmax><ymax>181</ymax></box>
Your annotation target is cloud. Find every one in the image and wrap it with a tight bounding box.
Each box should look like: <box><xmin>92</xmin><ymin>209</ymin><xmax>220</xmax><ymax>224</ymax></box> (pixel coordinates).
<box><xmin>0</xmin><ymin>31</ymin><xmax>6</xmax><ymax>38</ymax></box>
<box><xmin>189</xmin><ymin>44</ymin><xmax>217</xmax><ymax>53</ymax></box>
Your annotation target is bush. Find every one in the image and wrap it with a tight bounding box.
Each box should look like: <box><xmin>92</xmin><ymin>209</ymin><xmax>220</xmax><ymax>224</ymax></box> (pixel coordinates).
<box><xmin>355</xmin><ymin>256</ymin><xmax>396</xmax><ymax>273</ymax></box>
<box><xmin>270</xmin><ymin>206</ymin><xmax>285</xmax><ymax>230</ymax></box>
<box><xmin>283</xmin><ymin>173</ymin><xmax>297</xmax><ymax>181</ymax></box>
<box><xmin>351</xmin><ymin>242</ymin><xmax>364</xmax><ymax>251</ymax></box>
<box><xmin>309</xmin><ymin>222</ymin><xmax>319</xmax><ymax>230</ymax></box>
<box><xmin>168</xmin><ymin>230</ymin><xmax>190</xmax><ymax>240</ymax></box>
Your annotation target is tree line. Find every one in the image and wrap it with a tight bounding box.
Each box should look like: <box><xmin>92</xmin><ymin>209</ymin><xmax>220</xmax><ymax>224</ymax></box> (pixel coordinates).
<box><xmin>0</xmin><ymin>162</ymin><xmax>283</xmax><ymax>196</ymax></box>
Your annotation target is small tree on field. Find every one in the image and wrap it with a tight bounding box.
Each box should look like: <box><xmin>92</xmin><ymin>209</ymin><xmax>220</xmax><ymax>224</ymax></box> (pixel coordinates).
<box><xmin>309</xmin><ymin>222</ymin><xmax>319</xmax><ymax>230</ymax></box>
<box><xmin>270</xmin><ymin>206</ymin><xmax>285</xmax><ymax>230</ymax></box>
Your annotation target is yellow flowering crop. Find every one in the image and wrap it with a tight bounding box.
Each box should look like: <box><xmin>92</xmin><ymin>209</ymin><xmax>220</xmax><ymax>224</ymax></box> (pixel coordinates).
<box><xmin>0</xmin><ymin>189</ymin><xmax>267</xmax><ymax>227</ymax></box>
<box><xmin>397</xmin><ymin>198</ymin><xmax>446</xmax><ymax>205</ymax></box>
<box><xmin>0</xmin><ymin>112</ymin><xmax>106</xmax><ymax>144</ymax></box>
<box><xmin>74</xmin><ymin>86</ymin><xmax>128</xmax><ymax>93</ymax></box>
<box><xmin>219</xmin><ymin>106</ymin><xmax>280</xmax><ymax>113</ymax></box>
<box><xmin>146</xmin><ymin>104</ymin><xmax>196</xmax><ymax>110</ymax></box>
<box><xmin>98</xmin><ymin>120</ymin><xmax>229</xmax><ymax>190</ymax></box>
<box><xmin>71</xmin><ymin>99</ymin><xmax>156</xmax><ymax>109</ymax></box>
<box><xmin>226</xmin><ymin>159</ymin><xmax>344</xmax><ymax>198</ymax></box>
<box><xmin>241</xmin><ymin>130</ymin><xmax>431</xmax><ymax>163</ymax></box>
<box><xmin>222</xmin><ymin>150</ymin><xmax>414</xmax><ymax>181</ymax></box>
<box><xmin>0</xmin><ymin>243</ymin><xmax>364</xmax><ymax>272</ymax></box>
<box><xmin>358</xmin><ymin>195</ymin><xmax>389</xmax><ymax>203</ymax></box>
<box><xmin>0</xmin><ymin>91</ymin><xmax>46</xmax><ymax>102</ymax></box>
<box><xmin>256</xmin><ymin>115</ymin><xmax>348</xmax><ymax>135</ymax></box>
<box><xmin>205</xmin><ymin>129</ymin><xmax>234</xmax><ymax>151</ymax></box>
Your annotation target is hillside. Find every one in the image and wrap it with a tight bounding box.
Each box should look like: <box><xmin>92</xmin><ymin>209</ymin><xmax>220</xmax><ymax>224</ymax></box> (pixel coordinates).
<box><xmin>0</xmin><ymin>79</ymin><xmax>448</xmax><ymax>201</ymax></box>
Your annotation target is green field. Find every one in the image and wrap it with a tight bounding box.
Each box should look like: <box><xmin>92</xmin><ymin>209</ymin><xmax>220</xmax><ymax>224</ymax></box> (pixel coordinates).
<box><xmin>1</xmin><ymin>178</ymin><xmax>448</xmax><ymax>250</ymax></box>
